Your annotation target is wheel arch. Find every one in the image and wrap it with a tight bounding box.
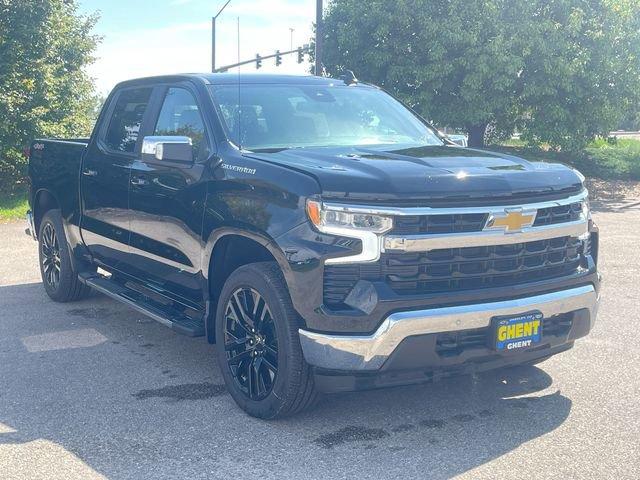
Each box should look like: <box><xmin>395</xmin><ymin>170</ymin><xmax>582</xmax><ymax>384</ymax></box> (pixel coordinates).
<box><xmin>32</xmin><ymin>189</ymin><xmax>61</xmax><ymax>235</ymax></box>
<box><xmin>203</xmin><ymin>229</ymin><xmax>293</xmax><ymax>344</ymax></box>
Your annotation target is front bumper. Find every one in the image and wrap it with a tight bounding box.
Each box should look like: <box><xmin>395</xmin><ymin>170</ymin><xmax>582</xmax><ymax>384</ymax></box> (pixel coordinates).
<box><xmin>299</xmin><ymin>284</ymin><xmax>598</xmax><ymax>373</ymax></box>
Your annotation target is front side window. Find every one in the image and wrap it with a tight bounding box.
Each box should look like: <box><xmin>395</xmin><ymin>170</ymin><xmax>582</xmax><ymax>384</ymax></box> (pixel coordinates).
<box><xmin>104</xmin><ymin>87</ymin><xmax>152</xmax><ymax>153</ymax></box>
<box><xmin>210</xmin><ymin>84</ymin><xmax>443</xmax><ymax>150</ymax></box>
<box><xmin>154</xmin><ymin>87</ymin><xmax>208</xmax><ymax>161</ymax></box>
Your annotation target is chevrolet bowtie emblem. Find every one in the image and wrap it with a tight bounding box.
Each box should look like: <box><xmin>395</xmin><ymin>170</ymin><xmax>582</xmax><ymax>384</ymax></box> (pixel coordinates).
<box><xmin>485</xmin><ymin>210</ymin><xmax>536</xmax><ymax>233</ymax></box>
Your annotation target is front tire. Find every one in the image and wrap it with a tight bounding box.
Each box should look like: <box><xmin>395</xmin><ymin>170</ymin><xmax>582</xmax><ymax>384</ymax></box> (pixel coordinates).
<box><xmin>38</xmin><ymin>209</ymin><xmax>91</xmax><ymax>302</ymax></box>
<box><xmin>215</xmin><ymin>262</ymin><xmax>317</xmax><ymax>419</ymax></box>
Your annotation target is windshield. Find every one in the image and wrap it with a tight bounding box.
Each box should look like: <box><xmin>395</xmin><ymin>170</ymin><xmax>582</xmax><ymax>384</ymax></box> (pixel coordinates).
<box><xmin>209</xmin><ymin>83</ymin><xmax>443</xmax><ymax>150</ymax></box>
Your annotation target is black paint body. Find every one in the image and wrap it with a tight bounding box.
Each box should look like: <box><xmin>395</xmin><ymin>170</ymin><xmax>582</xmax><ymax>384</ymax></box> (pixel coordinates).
<box><xmin>28</xmin><ymin>74</ymin><xmax>599</xmax><ymax>345</ymax></box>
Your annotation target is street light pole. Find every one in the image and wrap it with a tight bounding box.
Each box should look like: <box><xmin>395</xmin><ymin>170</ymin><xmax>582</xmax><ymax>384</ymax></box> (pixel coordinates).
<box><xmin>211</xmin><ymin>17</ymin><xmax>216</xmax><ymax>72</ymax></box>
<box><xmin>315</xmin><ymin>0</ymin><xmax>323</xmax><ymax>76</ymax></box>
<box><xmin>212</xmin><ymin>0</ymin><xmax>232</xmax><ymax>72</ymax></box>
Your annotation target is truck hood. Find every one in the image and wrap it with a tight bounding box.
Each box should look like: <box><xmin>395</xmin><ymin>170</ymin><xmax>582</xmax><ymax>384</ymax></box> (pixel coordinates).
<box><xmin>243</xmin><ymin>145</ymin><xmax>584</xmax><ymax>203</ymax></box>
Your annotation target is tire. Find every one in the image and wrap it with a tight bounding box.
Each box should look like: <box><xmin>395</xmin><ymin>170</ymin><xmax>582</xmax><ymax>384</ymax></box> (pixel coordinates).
<box><xmin>38</xmin><ymin>209</ymin><xmax>91</xmax><ymax>302</ymax></box>
<box><xmin>215</xmin><ymin>262</ymin><xmax>317</xmax><ymax>419</ymax></box>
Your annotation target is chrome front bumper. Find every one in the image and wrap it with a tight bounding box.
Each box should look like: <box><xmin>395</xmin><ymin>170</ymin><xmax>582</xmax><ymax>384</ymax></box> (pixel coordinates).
<box><xmin>299</xmin><ymin>285</ymin><xmax>599</xmax><ymax>371</ymax></box>
<box><xmin>25</xmin><ymin>210</ymin><xmax>37</xmax><ymax>240</ymax></box>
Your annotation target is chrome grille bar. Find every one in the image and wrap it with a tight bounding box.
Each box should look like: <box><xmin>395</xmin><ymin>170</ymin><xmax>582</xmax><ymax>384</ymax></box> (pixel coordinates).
<box><xmin>323</xmin><ymin>190</ymin><xmax>589</xmax><ymax>263</ymax></box>
<box><xmin>383</xmin><ymin>219</ymin><xmax>588</xmax><ymax>252</ymax></box>
<box><xmin>322</xmin><ymin>191</ymin><xmax>587</xmax><ymax>217</ymax></box>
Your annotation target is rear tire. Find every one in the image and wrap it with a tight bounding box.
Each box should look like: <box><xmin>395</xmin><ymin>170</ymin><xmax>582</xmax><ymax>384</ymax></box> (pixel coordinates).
<box><xmin>38</xmin><ymin>209</ymin><xmax>91</xmax><ymax>302</ymax></box>
<box><xmin>215</xmin><ymin>262</ymin><xmax>317</xmax><ymax>419</ymax></box>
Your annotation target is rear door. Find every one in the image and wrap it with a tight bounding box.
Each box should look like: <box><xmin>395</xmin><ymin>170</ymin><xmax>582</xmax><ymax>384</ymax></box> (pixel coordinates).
<box><xmin>80</xmin><ymin>86</ymin><xmax>153</xmax><ymax>270</ymax></box>
<box><xmin>126</xmin><ymin>84</ymin><xmax>212</xmax><ymax>305</ymax></box>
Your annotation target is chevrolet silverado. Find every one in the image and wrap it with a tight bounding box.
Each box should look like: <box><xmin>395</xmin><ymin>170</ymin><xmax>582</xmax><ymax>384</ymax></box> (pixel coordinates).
<box><xmin>26</xmin><ymin>74</ymin><xmax>600</xmax><ymax>418</ymax></box>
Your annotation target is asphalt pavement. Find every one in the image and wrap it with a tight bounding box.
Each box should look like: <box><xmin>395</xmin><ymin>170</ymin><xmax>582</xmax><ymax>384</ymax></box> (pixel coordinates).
<box><xmin>1</xmin><ymin>205</ymin><xmax>639</xmax><ymax>479</ymax></box>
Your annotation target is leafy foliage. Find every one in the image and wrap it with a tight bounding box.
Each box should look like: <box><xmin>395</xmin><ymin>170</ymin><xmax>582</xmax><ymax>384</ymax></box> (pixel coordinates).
<box><xmin>0</xmin><ymin>0</ymin><xmax>100</xmax><ymax>192</ymax></box>
<box><xmin>320</xmin><ymin>0</ymin><xmax>640</xmax><ymax>149</ymax></box>
<box><xmin>0</xmin><ymin>186</ymin><xmax>28</xmax><ymax>222</ymax></box>
<box><xmin>584</xmin><ymin>137</ymin><xmax>640</xmax><ymax>179</ymax></box>
<box><xmin>490</xmin><ymin>138</ymin><xmax>640</xmax><ymax>180</ymax></box>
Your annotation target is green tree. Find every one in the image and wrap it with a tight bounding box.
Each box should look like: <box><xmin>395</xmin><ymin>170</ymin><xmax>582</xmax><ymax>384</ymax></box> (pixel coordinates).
<box><xmin>0</xmin><ymin>0</ymin><xmax>100</xmax><ymax>192</ymax></box>
<box><xmin>320</xmin><ymin>0</ymin><xmax>640</xmax><ymax>149</ymax></box>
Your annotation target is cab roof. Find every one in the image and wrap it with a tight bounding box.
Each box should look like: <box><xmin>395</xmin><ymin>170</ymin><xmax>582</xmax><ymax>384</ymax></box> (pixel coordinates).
<box><xmin>115</xmin><ymin>73</ymin><xmax>351</xmax><ymax>89</ymax></box>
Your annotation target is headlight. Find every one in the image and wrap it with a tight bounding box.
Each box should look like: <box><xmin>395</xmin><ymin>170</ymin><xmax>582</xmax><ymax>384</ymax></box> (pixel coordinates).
<box><xmin>578</xmin><ymin>197</ymin><xmax>592</xmax><ymax>242</ymax></box>
<box><xmin>306</xmin><ymin>200</ymin><xmax>393</xmax><ymax>234</ymax></box>
<box><xmin>581</xmin><ymin>197</ymin><xmax>591</xmax><ymax>220</ymax></box>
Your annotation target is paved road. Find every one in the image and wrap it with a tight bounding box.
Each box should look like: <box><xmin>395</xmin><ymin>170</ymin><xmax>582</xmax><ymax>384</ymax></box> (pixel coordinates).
<box><xmin>1</xmin><ymin>207</ymin><xmax>639</xmax><ymax>480</ymax></box>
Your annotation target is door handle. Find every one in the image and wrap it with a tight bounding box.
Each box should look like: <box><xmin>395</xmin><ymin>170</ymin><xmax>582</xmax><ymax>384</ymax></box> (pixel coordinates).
<box><xmin>130</xmin><ymin>177</ymin><xmax>149</xmax><ymax>186</ymax></box>
<box><xmin>152</xmin><ymin>177</ymin><xmax>179</xmax><ymax>191</ymax></box>
<box><xmin>82</xmin><ymin>169</ymin><xmax>98</xmax><ymax>177</ymax></box>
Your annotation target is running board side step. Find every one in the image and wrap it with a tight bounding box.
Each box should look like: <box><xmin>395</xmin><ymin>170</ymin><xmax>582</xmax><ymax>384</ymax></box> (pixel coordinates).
<box><xmin>79</xmin><ymin>273</ymin><xmax>205</xmax><ymax>337</ymax></box>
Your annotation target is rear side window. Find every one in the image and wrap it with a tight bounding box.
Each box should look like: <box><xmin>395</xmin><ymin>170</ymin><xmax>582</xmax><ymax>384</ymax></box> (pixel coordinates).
<box><xmin>154</xmin><ymin>87</ymin><xmax>208</xmax><ymax>161</ymax></box>
<box><xmin>104</xmin><ymin>87</ymin><xmax>152</xmax><ymax>153</ymax></box>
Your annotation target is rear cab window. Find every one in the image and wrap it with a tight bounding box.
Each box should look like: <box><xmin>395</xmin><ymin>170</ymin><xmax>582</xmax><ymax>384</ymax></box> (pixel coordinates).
<box><xmin>103</xmin><ymin>87</ymin><xmax>153</xmax><ymax>153</ymax></box>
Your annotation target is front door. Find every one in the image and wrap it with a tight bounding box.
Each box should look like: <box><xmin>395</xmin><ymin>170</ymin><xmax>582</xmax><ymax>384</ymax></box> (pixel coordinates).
<box><xmin>80</xmin><ymin>86</ymin><xmax>153</xmax><ymax>270</ymax></box>
<box><xmin>126</xmin><ymin>85</ymin><xmax>212</xmax><ymax>305</ymax></box>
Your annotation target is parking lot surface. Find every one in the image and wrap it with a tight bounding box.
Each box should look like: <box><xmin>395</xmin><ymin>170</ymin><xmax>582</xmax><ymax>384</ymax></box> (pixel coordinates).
<box><xmin>1</xmin><ymin>206</ymin><xmax>639</xmax><ymax>479</ymax></box>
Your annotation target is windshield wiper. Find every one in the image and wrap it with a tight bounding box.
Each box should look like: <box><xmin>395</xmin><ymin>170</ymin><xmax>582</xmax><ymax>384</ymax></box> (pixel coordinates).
<box><xmin>247</xmin><ymin>147</ymin><xmax>291</xmax><ymax>153</ymax></box>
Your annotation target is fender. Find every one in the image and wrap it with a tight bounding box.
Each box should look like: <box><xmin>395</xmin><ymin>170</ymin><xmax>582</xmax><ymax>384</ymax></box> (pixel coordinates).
<box><xmin>201</xmin><ymin>227</ymin><xmax>296</xmax><ymax>343</ymax></box>
<box><xmin>32</xmin><ymin>188</ymin><xmax>59</xmax><ymax>233</ymax></box>
<box><xmin>201</xmin><ymin>226</ymin><xmax>293</xmax><ymax>281</ymax></box>
<box><xmin>32</xmin><ymin>188</ymin><xmax>92</xmax><ymax>274</ymax></box>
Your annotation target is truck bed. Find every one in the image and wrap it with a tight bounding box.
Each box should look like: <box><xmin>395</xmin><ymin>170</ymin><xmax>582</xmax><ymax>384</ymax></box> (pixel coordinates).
<box><xmin>29</xmin><ymin>138</ymin><xmax>88</xmax><ymax>228</ymax></box>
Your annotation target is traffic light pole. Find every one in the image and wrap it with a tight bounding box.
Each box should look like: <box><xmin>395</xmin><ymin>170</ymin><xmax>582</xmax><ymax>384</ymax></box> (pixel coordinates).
<box><xmin>214</xmin><ymin>45</ymin><xmax>311</xmax><ymax>73</ymax></box>
<box><xmin>211</xmin><ymin>0</ymin><xmax>321</xmax><ymax>74</ymax></box>
<box><xmin>315</xmin><ymin>0</ymin><xmax>323</xmax><ymax>76</ymax></box>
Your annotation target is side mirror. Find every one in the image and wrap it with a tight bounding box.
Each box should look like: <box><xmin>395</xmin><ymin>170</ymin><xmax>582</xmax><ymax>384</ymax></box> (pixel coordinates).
<box><xmin>141</xmin><ymin>136</ymin><xmax>193</xmax><ymax>164</ymax></box>
<box><xmin>444</xmin><ymin>134</ymin><xmax>468</xmax><ymax>147</ymax></box>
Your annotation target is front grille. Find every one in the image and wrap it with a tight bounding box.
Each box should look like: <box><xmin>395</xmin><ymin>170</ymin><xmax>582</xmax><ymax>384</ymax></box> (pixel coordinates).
<box><xmin>533</xmin><ymin>202</ymin><xmax>582</xmax><ymax>226</ymax></box>
<box><xmin>323</xmin><ymin>237</ymin><xmax>584</xmax><ymax>308</ymax></box>
<box><xmin>435</xmin><ymin>313</ymin><xmax>573</xmax><ymax>357</ymax></box>
<box><xmin>391</xmin><ymin>213</ymin><xmax>488</xmax><ymax>235</ymax></box>
<box><xmin>388</xmin><ymin>201</ymin><xmax>583</xmax><ymax>236</ymax></box>
<box><xmin>586</xmin><ymin>231</ymin><xmax>598</xmax><ymax>265</ymax></box>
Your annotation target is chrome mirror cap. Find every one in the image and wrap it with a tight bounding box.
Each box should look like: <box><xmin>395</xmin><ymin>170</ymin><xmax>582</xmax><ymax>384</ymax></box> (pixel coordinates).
<box><xmin>141</xmin><ymin>136</ymin><xmax>193</xmax><ymax>163</ymax></box>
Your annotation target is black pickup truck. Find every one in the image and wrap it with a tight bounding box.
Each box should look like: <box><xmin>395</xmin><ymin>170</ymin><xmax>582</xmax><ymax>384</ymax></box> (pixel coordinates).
<box><xmin>26</xmin><ymin>73</ymin><xmax>600</xmax><ymax>418</ymax></box>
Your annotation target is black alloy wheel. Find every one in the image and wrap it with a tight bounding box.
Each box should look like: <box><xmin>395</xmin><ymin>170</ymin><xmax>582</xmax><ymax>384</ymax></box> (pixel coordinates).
<box><xmin>40</xmin><ymin>222</ymin><xmax>61</xmax><ymax>289</ymax></box>
<box><xmin>223</xmin><ymin>287</ymin><xmax>279</xmax><ymax>401</ymax></box>
<box><xmin>38</xmin><ymin>209</ymin><xmax>91</xmax><ymax>302</ymax></box>
<box><xmin>215</xmin><ymin>262</ymin><xmax>317</xmax><ymax>418</ymax></box>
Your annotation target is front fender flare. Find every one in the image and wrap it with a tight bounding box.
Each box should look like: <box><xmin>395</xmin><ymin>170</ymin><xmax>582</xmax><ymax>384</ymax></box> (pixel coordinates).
<box><xmin>201</xmin><ymin>227</ymin><xmax>297</xmax><ymax>344</ymax></box>
<box><xmin>201</xmin><ymin>227</ymin><xmax>292</xmax><ymax>281</ymax></box>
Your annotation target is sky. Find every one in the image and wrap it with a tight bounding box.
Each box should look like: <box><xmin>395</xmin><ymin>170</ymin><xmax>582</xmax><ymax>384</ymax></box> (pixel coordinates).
<box><xmin>78</xmin><ymin>0</ymin><xmax>317</xmax><ymax>95</ymax></box>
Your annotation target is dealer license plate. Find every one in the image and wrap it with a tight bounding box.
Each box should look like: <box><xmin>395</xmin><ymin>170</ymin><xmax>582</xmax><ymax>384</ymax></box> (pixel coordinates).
<box><xmin>493</xmin><ymin>311</ymin><xmax>543</xmax><ymax>352</ymax></box>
